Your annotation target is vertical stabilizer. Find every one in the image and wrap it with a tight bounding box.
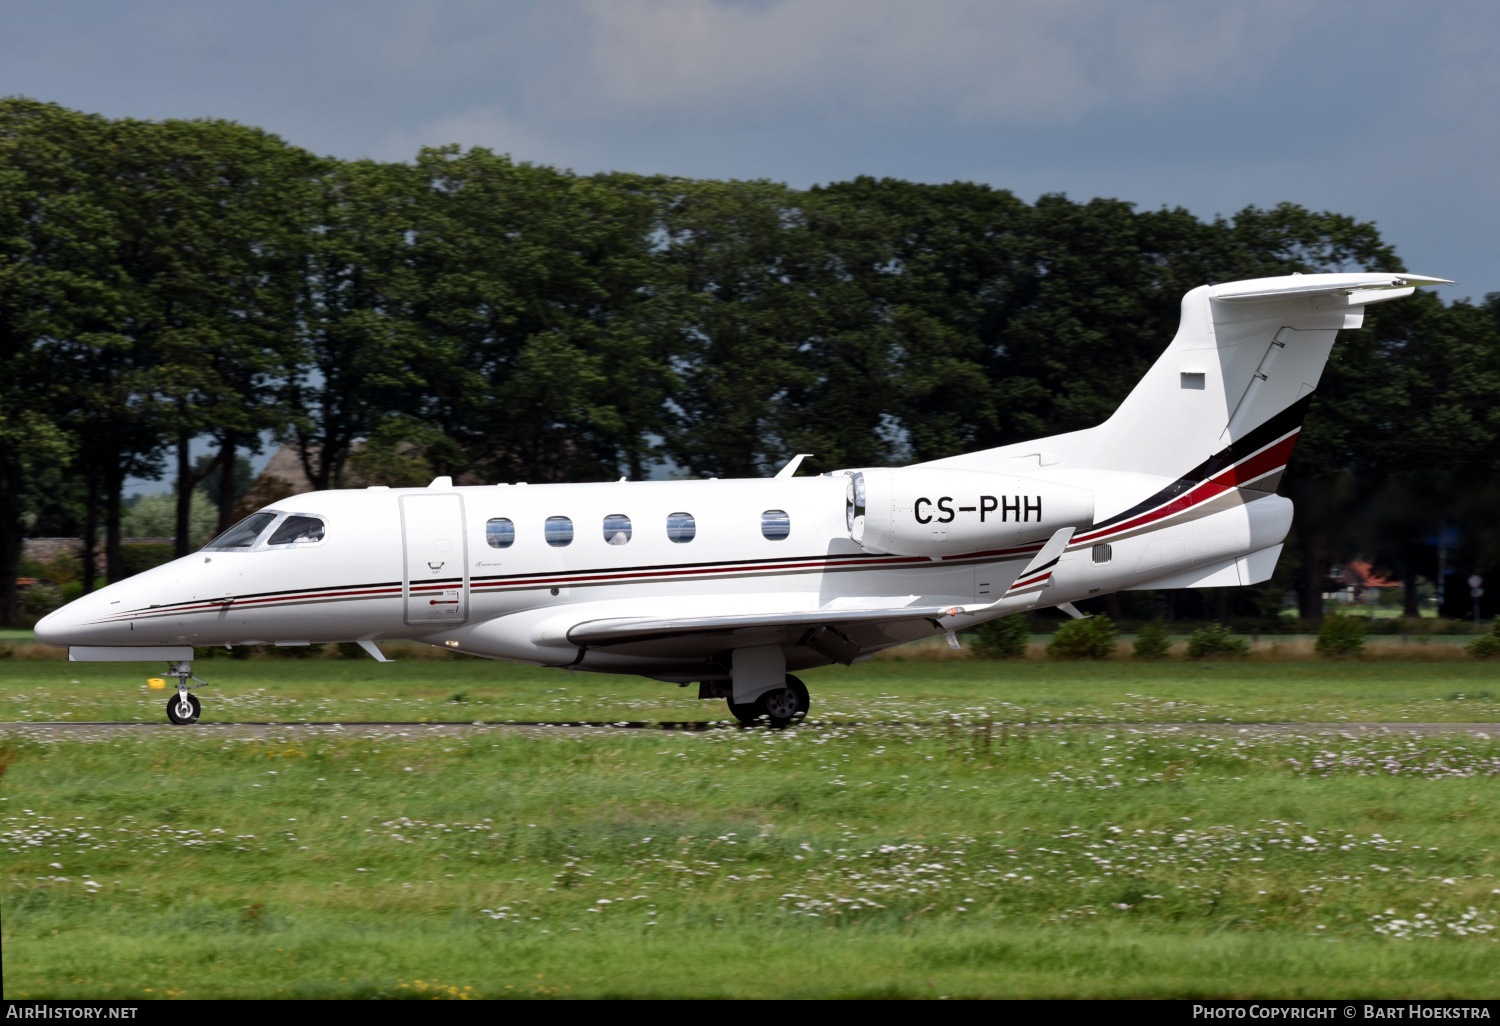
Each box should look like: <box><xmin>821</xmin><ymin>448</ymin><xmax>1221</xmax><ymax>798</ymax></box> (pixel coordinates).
<box><xmin>930</xmin><ymin>273</ymin><xmax>1448</xmax><ymax>498</ymax></box>
<box><xmin>1081</xmin><ymin>273</ymin><xmax>1447</xmax><ymax>480</ymax></box>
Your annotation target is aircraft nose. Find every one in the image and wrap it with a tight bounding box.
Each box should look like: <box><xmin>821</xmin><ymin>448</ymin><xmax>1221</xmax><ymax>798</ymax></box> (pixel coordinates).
<box><xmin>32</xmin><ymin>602</ymin><xmax>79</xmax><ymax>647</ymax></box>
<box><xmin>32</xmin><ymin>585</ymin><xmax>133</xmax><ymax>648</ymax></box>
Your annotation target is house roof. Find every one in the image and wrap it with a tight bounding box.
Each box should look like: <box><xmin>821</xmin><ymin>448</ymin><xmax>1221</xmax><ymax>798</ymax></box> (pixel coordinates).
<box><xmin>1340</xmin><ymin>561</ymin><xmax>1401</xmax><ymax>589</ymax></box>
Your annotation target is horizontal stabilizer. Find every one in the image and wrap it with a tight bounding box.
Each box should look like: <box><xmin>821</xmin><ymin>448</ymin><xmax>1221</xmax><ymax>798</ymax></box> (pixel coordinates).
<box><xmin>1209</xmin><ymin>273</ymin><xmax>1450</xmax><ymax>304</ymax></box>
<box><xmin>1127</xmin><ymin>543</ymin><xmax>1284</xmax><ymax>591</ymax></box>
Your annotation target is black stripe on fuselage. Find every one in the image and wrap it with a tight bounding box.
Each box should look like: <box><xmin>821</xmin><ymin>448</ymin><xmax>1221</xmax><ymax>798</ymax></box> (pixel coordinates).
<box><xmin>470</xmin><ymin>548</ymin><xmax>926</xmax><ymax>584</ymax></box>
<box><xmin>1090</xmin><ymin>392</ymin><xmax>1313</xmax><ymax>533</ymax></box>
<box><xmin>106</xmin><ymin>542</ymin><xmax>1043</xmax><ymax>623</ymax></box>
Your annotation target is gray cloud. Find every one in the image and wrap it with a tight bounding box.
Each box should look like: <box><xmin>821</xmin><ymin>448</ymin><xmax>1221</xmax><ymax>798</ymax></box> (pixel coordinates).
<box><xmin>560</xmin><ymin>1</ymin><xmax>1304</xmax><ymax>125</ymax></box>
<box><xmin>1</xmin><ymin>0</ymin><xmax>1496</xmax><ymax>295</ymax></box>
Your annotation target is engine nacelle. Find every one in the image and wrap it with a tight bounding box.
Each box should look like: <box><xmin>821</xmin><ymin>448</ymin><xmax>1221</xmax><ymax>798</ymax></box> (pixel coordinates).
<box><xmin>846</xmin><ymin>468</ymin><xmax>1094</xmax><ymax>557</ymax></box>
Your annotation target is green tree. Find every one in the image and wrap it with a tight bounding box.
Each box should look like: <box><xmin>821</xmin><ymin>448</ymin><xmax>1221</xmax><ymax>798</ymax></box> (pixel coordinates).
<box><xmin>654</xmin><ymin>178</ymin><xmax>822</xmax><ymax>477</ymax></box>
<box><xmin>972</xmin><ymin>614</ymin><xmax>1029</xmax><ymax>659</ymax></box>
<box><xmin>799</xmin><ymin>178</ymin><xmax>1026</xmax><ymax>466</ymax></box>
<box><xmin>1133</xmin><ymin>619</ymin><xmax>1172</xmax><ymax>660</ymax></box>
<box><xmin>411</xmin><ymin>149</ymin><xmax>676</xmax><ymax>483</ymax></box>
<box><xmin>347</xmin><ymin>415</ymin><xmax>461</xmax><ymax>488</ymax></box>
<box><xmin>1047</xmin><ymin>615</ymin><xmax>1118</xmax><ymax>660</ymax></box>
<box><xmin>1315</xmin><ymin>614</ymin><xmax>1366</xmax><ymax>659</ymax></box>
<box><xmin>0</xmin><ymin>98</ymin><xmax>142</xmax><ymax>616</ymax></box>
<box><xmin>1468</xmin><ymin>621</ymin><xmax>1500</xmax><ymax>659</ymax></box>
<box><xmin>282</xmin><ymin>158</ymin><xmax>429</xmax><ymax>491</ymax></box>
<box><xmin>106</xmin><ymin>115</ymin><xmax>320</xmax><ymax>545</ymax></box>
<box><xmin>1186</xmin><ymin>624</ymin><xmax>1249</xmax><ymax>659</ymax></box>
<box><xmin>122</xmin><ymin>491</ymin><xmax>217</xmax><ymax>548</ymax></box>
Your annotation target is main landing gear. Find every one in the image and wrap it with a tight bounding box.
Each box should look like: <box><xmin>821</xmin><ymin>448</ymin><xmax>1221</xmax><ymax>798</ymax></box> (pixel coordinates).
<box><xmin>728</xmin><ymin>674</ymin><xmax>810</xmax><ymax>728</ymax></box>
<box><xmin>162</xmin><ymin>660</ymin><xmax>206</xmax><ymax>725</ymax></box>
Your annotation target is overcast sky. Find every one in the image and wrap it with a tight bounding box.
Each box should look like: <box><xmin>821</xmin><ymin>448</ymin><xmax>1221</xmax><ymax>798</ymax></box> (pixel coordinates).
<box><xmin>8</xmin><ymin>0</ymin><xmax>1493</xmax><ymax>493</ymax></box>
<box><xmin>5</xmin><ymin>0</ymin><xmax>1496</xmax><ymax>297</ymax></box>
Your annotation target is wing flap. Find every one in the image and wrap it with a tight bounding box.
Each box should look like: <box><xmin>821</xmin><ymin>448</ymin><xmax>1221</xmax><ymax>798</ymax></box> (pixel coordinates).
<box><xmin>565</xmin><ymin>603</ymin><xmax>961</xmax><ymax>648</ymax></box>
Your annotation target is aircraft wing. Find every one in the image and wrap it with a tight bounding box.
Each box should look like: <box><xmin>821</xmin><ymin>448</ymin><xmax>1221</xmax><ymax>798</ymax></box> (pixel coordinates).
<box><xmin>524</xmin><ymin>598</ymin><xmax>966</xmax><ymax>666</ymax></box>
<box><xmin>565</xmin><ymin>603</ymin><xmax>962</xmax><ymax>647</ymax></box>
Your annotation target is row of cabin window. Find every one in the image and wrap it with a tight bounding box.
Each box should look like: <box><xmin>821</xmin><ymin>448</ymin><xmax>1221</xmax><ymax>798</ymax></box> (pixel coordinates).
<box><xmin>486</xmin><ymin>510</ymin><xmax>791</xmax><ymax>549</ymax></box>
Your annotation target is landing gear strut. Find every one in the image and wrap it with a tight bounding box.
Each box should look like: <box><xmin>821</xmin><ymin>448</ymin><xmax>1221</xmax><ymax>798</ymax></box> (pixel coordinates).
<box><xmin>162</xmin><ymin>660</ymin><xmax>206</xmax><ymax>725</ymax></box>
<box><xmin>728</xmin><ymin>674</ymin><xmax>810</xmax><ymax>727</ymax></box>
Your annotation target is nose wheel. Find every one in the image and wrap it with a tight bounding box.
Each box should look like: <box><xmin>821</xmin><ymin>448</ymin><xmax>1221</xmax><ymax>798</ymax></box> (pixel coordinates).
<box><xmin>161</xmin><ymin>660</ymin><xmax>206</xmax><ymax>725</ymax></box>
<box><xmin>728</xmin><ymin>674</ymin><xmax>809</xmax><ymax>727</ymax></box>
<box><xmin>167</xmin><ymin>691</ymin><xmax>201</xmax><ymax>725</ymax></box>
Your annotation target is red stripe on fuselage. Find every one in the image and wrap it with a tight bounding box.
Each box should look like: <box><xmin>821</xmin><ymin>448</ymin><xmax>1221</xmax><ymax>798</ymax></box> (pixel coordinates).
<box><xmin>107</xmin><ymin>432</ymin><xmax>1298</xmax><ymax>628</ymax></box>
<box><xmin>99</xmin><ymin>544</ymin><xmax>1049</xmax><ymax>624</ymax></box>
<box><xmin>109</xmin><ymin>585</ymin><xmax>406</xmax><ymax>621</ymax></box>
<box><xmin>1072</xmin><ymin>431</ymin><xmax>1297</xmax><ymax>546</ymax></box>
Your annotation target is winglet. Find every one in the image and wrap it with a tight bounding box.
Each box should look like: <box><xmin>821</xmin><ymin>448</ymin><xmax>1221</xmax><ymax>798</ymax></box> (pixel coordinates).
<box><xmin>1001</xmin><ymin>527</ymin><xmax>1075</xmax><ymax>602</ymax></box>
<box><xmin>774</xmin><ymin>454</ymin><xmax>814</xmax><ymax>479</ymax></box>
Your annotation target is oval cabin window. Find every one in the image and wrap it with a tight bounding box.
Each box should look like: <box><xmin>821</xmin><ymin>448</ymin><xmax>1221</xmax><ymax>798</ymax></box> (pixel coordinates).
<box><xmin>544</xmin><ymin>516</ymin><xmax>574</xmax><ymax>547</ymax></box>
<box><xmin>486</xmin><ymin>518</ymin><xmax>515</xmax><ymax>549</ymax></box>
<box><xmin>266</xmin><ymin>515</ymin><xmax>326</xmax><ymax>546</ymax></box>
<box><xmin>666</xmin><ymin>512</ymin><xmax>696</xmax><ymax>543</ymax></box>
<box><xmin>761</xmin><ymin>509</ymin><xmax>790</xmax><ymax>540</ymax></box>
<box><xmin>603</xmin><ymin>514</ymin><xmax>632</xmax><ymax>545</ymax></box>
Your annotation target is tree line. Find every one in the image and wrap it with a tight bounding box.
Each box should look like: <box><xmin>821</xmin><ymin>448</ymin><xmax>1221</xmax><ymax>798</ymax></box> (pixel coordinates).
<box><xmin>4</xmin><ymin>97</ymin><xmax>1498</xmax><ymax>626</ymax></box>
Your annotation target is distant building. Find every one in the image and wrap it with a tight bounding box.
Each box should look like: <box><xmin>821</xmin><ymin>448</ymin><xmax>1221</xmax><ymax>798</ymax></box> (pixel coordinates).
<box><xmin>230</xmin><ymin>443</ymin><xmax>337</xmax><ymax>521</ymax></box>
<box><xmin>1325</xmin><ymin>560</ymin><xmax>1401</xmax><ymax>604</ymax></box>
<box><xmin>22</xmin><ymin>538</ymin><xmax>85</xmax><ymax>564</ymax></box>
<box><xmin>232</xmin><ymin>441</ymin><xmax>484</xmax><ymax>520</ymax></box>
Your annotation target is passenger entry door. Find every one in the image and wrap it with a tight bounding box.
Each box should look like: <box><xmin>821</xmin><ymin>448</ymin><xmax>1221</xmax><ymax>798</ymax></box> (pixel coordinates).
<box><xmin>401</xmin><ymin>493</ymin><xmax>469</xmax><ymax>627</ymax></box>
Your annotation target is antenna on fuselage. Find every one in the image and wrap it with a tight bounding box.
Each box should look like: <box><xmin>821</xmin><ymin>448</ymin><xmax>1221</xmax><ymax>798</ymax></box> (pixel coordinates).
<box><xmin>774</xmin><ymin>454</ymin><xmax>814</xmax><ymax>479</ymax></box>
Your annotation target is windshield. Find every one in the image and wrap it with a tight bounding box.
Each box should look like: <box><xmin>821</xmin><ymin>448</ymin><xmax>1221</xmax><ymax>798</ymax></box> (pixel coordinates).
<box><xmin>204</xmin><ymin>512</ymin><xmax>277</xmax><ymax>550</ymax></box>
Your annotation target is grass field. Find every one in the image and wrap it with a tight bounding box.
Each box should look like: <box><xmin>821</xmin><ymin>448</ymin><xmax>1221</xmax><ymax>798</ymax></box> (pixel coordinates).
<box><xmin>0</xmin><ymin>650</ymin><xmax>1498</xmax><ymax>723</ymax></box>
<box><xmin>3</xmin><ymin>655</ymin><xmax>1500</xmax><ymax>998</ymax></box>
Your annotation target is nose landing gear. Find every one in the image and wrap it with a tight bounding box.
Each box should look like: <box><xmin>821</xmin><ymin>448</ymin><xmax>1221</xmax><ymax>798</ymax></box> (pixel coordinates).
<box><xmin>728</xmin><ymin>674</ymin><xmax>810</xmax><ymax>727</ymax></box>
<box><xmin>167</xmin><ymin>690</ymin><xmax>201</xmax><ymax>725</ymax></box>
<box><xmin>162</xmin><ymin>660</ymin><xmax>206</xmax><ymax>725</ymax></box>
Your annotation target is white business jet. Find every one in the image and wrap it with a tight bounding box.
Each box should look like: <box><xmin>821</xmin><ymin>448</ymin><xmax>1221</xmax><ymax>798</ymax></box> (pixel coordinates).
<box><xmin>37</xmin><ymin>272</ymin><xmax>1448</xmax><ymax>725</ymax></box>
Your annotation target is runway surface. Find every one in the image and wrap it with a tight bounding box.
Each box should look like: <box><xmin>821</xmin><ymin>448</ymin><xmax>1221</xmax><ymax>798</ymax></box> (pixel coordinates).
<box><xmin>0</xmin><ymin>719</ymin><xmax>1495</xmax><ymax>736</ymax></box>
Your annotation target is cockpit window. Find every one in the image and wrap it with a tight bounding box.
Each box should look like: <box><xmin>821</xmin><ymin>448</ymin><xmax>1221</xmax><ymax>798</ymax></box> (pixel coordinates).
<box><xmin>266</xmin><ymin>515</ymin><xmax>326</xmax><ymax>546</ymax></box>
<box><xmin>203</xmin><ymin>512</ymin><xmax>277</xmax><ymax>550</ymax></box>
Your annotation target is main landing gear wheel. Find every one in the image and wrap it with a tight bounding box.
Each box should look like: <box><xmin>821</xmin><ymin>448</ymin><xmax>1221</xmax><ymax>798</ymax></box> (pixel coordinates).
<box><xmin>166</xmin><ymin>692</ymin><xmax>201</xmax><ymax>725</ymax></box>
<box><xmin>727</xmin><ymin>675</ymin><xmax>810</xmax><ymax>727</ymax></box>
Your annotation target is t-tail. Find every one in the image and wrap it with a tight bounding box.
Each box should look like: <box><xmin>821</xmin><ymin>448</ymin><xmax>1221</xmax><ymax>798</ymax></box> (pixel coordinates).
<box><xmin>929</xmin><ymin>272</ymin><xmax>1450</xmax><ymax>524</ymax></box>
